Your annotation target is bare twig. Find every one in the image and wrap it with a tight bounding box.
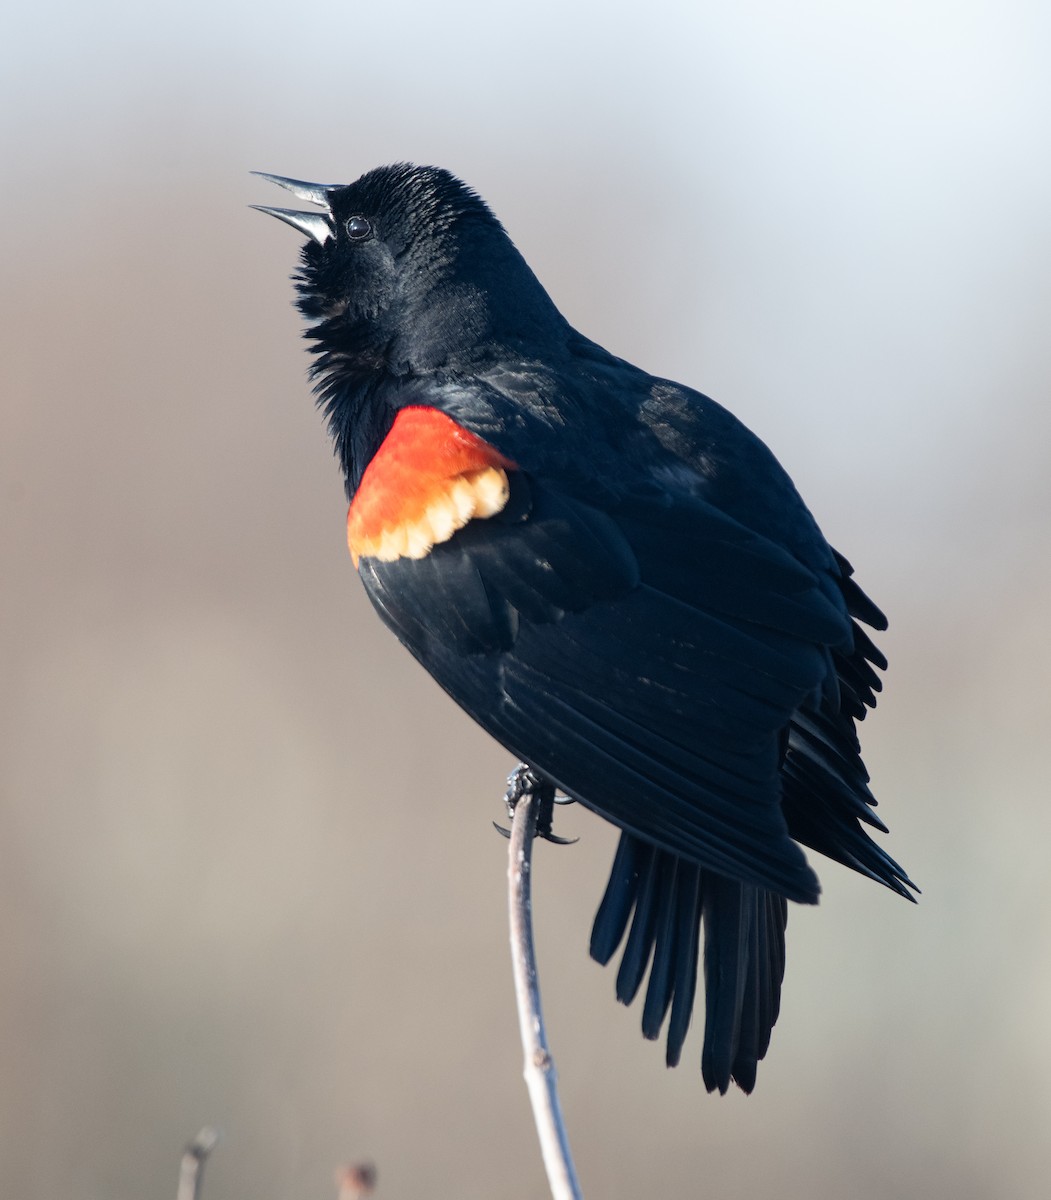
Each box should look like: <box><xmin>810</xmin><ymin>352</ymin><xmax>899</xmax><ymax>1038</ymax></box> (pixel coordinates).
<box><xmin>506</xmin><ymin>783</ymin><xmax>583</xmax><ymax>1200</ymax></box>
<box><xmin>336</xmin><ymin>1162</ymin><xmax>377</xmax><ymax>1198</ymax></box>
<box><xmin>176</xmin><ymin>1127</ymin><xmax>221</xmax><ymax>1200</ymax></box>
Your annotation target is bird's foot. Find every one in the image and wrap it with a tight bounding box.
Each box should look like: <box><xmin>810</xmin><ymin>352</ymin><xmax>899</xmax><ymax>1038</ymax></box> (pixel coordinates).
<box><xmin>493</xmin><ymin>763</ymin><xmax>577</xmax><ymax>844</ymax></box>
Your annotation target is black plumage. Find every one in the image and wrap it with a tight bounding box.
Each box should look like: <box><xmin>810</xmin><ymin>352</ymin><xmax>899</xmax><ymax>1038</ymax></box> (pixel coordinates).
<box><xmin>256</xmin><ymin>163</ymin><xmax>916</xmax><ymax>1093</ymax></box>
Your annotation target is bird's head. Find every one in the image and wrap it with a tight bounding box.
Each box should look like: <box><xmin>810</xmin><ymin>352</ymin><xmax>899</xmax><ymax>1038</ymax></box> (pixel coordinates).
<box><xmin>253</xmin><ymin>164</ymin><xmax>566</xmax><ymax>379</ymax></box>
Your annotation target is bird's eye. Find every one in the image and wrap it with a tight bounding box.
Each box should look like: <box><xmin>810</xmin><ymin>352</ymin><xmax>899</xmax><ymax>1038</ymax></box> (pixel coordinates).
<box><xmin>345</xmin><ymin>215</ymin><xmax>372</xmax><ymax>240</ymax></box>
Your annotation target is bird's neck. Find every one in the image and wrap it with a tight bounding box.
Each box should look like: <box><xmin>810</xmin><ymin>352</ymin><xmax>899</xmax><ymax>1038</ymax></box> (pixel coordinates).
<box><xmin>315</xmin><ymin>370</ymin><xmax>397</xmax><ymax>499</ymax></box>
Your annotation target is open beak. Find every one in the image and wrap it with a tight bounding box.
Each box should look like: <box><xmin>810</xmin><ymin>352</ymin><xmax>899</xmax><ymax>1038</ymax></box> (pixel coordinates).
<box><xmin>250</xmin><ymin>171</ymin><xmax>343</xmax><ymax>245</ymax></box>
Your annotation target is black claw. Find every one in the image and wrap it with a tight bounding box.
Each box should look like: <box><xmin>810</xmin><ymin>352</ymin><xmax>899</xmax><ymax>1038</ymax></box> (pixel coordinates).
<box><xmin>493</xmin><ymin>821</ymin><xmax>512</xmax><ymax>839</ymax></box>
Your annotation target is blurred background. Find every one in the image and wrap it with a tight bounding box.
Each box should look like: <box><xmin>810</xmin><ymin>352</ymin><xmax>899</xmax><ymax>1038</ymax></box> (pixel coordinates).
<box><xmin>3</xmin><ymin>1</ymin><xmax>1049</xmax><ymax>1196</ymax></box>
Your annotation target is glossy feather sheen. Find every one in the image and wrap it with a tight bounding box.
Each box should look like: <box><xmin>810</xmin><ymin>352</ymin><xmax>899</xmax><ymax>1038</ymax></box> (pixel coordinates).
<box><xmin>260</xmin><ymin>162</ymin><xmax>917</xmax><ymax>1095</ymax></box>
<box><xmin>346</xmin><ymin>406</ymin><xmax>514</xmax><ymax>566</ymax></box>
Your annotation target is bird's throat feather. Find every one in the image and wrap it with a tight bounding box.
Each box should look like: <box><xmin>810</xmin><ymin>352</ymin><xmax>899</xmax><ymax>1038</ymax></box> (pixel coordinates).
<box><xmin>346</xmin><ymin>406</ymin><xmax>516</xmax><ymax>566</ymax></box>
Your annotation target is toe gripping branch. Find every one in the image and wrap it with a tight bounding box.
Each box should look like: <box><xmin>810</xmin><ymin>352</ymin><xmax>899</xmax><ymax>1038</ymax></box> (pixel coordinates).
<box><xmin>495</xmin><ymin>764</ymin><xmax>578</xmax><ymax>844</ymax></box>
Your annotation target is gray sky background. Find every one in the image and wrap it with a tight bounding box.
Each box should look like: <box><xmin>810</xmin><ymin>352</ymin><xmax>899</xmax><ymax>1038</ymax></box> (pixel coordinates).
<box><xmin>3</xmin><ymin>2</ymin><xmax>1049</xmax><ymax>1197</ymax></box>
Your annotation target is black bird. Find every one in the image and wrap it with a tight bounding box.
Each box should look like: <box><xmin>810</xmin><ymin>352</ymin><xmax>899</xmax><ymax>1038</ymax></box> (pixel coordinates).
<box><xmin>254</xmin><ymin>164</ymin><xmax>915</xmax><ymax>1093</ymax></box>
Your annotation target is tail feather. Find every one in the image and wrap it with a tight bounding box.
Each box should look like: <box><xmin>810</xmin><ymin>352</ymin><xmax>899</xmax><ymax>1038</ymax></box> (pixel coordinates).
<box><xmin>666</xmin><ymin>865</ymin><xmax>702</xmax><ymax>1066</ymax></box>
<box><xmin>641</xmin><ymin>855</ymin><xmax>681</xmax><ymax>1038</ymax></box>
<box><xmin>589</xmin><ymin>830</ymin><xmax>643</xmax><ymax>964</ymax></box>
<box><xmin>614</xmin><ymin>842</ymin><xmax>660</xmax><ymax>1003</ymax></box>
<box><xmin>701</xmin><ymin>874</ymin><xmax>758</xmax><ymax>1092</ymax></box>
<box><xmin>592</xmin><ymin>832</ymin><xmax>789</xmax><ymax>1094</ymax></box>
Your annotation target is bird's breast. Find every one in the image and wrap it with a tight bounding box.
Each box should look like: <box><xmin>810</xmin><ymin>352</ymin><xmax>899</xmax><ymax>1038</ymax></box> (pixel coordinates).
<box><xmin>346</xmin><ymin>406</ymin><xmax>517</xmax><ymax>566</ymax></box>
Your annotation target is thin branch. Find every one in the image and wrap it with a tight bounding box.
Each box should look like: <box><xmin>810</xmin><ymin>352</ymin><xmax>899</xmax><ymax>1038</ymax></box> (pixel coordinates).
<box><xmin>336</xmin><ymin>1162</ymin><xmax>378</xmax><ymax>1198</ymax></box>
<box><xmin>506</xmin><ymin>783</ymin><xmax>583</xmax><ymax>1200</ymax></box>
<box><xmin>176</xmin><ymin>1127</ymin><xmax>221</xmax><ymax>1200</ymax></box>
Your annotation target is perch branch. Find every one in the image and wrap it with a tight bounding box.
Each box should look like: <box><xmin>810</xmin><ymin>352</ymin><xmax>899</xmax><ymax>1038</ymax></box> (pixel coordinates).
<box><xmin>176</xmin><ymin>1127</ymin><xmax>221</xmax><ymax>1200</ymax></box>
<box><xmin>506</xmin><ymin>782</ymin><xmax>583</xmax><ymax>1200</ymax></box>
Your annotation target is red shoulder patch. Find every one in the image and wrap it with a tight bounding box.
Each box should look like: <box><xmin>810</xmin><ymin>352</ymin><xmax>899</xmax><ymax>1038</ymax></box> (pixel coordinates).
<box><xmin>347</xmin><ymin>407</ymin><xmax>517</xmax><ymax>566</ymax></box>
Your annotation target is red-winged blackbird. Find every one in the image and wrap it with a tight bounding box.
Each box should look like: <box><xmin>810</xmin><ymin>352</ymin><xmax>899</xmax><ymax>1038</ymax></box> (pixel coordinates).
<box><xmin>254</xmin><ymin>165</ymin><xmax>915</xmax><ymax>1094</ymax></box>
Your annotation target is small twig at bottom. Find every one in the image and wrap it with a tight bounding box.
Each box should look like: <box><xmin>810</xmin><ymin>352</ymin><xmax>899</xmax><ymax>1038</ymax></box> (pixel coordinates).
<box><xmin>507</xmin><ymin>783</ymin><xmax>583</xmax><ymax>1200</ymax></box>
<box><xmin>176</xmin><ymin>1127</ymin><xmax>221</xmax><ymax>1200</ymax></box>
<box><xmin>336</xmin><ymin>1162</ymin><xmax>378</xmax><ymax>1198</ymax></box>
